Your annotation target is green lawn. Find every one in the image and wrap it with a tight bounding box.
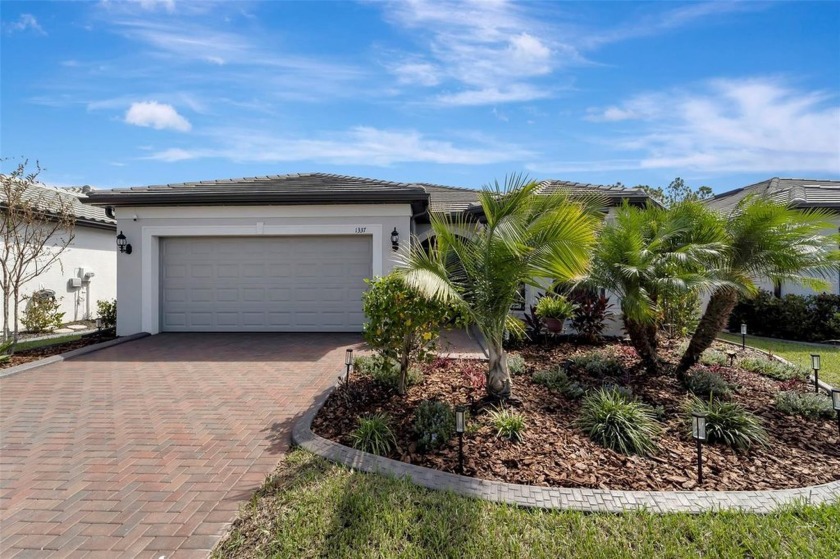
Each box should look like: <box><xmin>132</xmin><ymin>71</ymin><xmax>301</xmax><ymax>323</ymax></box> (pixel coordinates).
<box><xmin>214</xmin><ymin>449</ymin><xmax>840</xmax><ymax>559</ymax></box>
<box><xmin>718</xmin><ymin>332</ymin><xmax>840</xmax><ymax>387</ymax></box>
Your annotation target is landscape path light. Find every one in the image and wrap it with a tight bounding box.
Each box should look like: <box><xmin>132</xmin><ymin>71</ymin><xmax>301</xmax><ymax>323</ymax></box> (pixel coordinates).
<box><xmin>345</xmin><ymin>349</ymin><xmax>354</xmax><ymax>387</ymax></box>
<box><xmin>740</xmin><ymin>323</ymin><xmax>747</xmax><ymax>350</ymax></box>
<box><xmin>831</xmin><ymin>389</ymin><xmax>840</xmax><ymax>438</ymax></box>
<box><xmin>455</xmin><ymin>405</ymin><xmax>466</xmax><ymax>474</ymax></box>
<box><xmin>691</xmin><ymin>412</ymin><xmax>707</xmax><ymax>485</ymax></box>
<box><xmin>811</xmin><ymin>354</ymin><xmax>821</xmax><ymax>394</ymax></box>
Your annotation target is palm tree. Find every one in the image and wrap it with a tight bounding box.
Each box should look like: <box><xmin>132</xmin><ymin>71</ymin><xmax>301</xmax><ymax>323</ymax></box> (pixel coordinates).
<box><xmin>588</xmin><ymin>201</ymin><xmax>726</xmax><ymax>374</ymax></box>
<box><xmin>399</xmin><ymin>176</ymin><xmax>601</xmax><ymax>400</ymax></box>
<box><xmin>677</xmin><ymin>196</ymin><xmax>839</xmax><ymax>375</ymax></box>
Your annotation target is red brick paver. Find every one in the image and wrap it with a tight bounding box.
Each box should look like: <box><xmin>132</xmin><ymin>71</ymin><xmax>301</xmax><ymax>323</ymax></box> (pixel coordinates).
<box><xmin>1</xmin><ymin>333</ymin><xmax>361</xmax><ymax>557</ymax></box>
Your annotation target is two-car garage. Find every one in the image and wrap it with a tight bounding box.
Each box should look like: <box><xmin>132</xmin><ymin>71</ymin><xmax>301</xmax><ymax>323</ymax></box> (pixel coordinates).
<box><xmin>159</xmin><ymin>236</ymin><xmax>372</xmax><ymax>332</ymax></box>
<box><xmin>83</xmin><ymin>173</ymin><xmax>428</xmax><ymax>336</ymax></box>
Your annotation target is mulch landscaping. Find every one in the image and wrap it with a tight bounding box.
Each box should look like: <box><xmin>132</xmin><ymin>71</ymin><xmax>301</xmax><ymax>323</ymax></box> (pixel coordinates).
<box><xmin>312</xmin><ymin>339</ymin><xmax>840</xmax><ymax>492</ymax></box>
<box><xmin>0</xmin><ymin>333</ymin><xmax>116</xmax><ymax>370</ymax></box>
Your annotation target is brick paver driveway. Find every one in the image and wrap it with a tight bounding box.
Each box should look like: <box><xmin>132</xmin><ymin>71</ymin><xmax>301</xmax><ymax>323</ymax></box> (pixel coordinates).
<box><xmin>1</xmin><ymin>333</ymin><xmax>362</xmax><ymax>558</ymax></box>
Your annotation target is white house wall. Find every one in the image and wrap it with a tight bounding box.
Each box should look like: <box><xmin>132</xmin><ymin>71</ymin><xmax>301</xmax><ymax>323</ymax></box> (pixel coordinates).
<box><xmin>113</xmin><ymin>204</ymin><xmax>412</xmax><ymax>336</ymax></box>
<box><xmin>10</xmin><ymin>225</ymin><xmax>117</xmax><ymax>329</ymax></box>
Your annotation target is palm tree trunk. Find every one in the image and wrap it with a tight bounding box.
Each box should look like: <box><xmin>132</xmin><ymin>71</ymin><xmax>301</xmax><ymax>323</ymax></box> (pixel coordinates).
<box><xmin>486</xmin><ymin>342</ymin><xmax>511</xmax><ymax>399</ymax></box>
<box><xmin>677</xmin><ymin>288</ymin><xmax>739</xmax><ymax>377</ymax></box>
<box><xmin>624</xmin><ymin>317</ymin><xmax>659</xmax><ymax>374</ymax></box>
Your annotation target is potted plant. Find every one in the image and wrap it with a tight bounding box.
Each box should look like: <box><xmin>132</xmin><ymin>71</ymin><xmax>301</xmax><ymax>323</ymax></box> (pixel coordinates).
<box><xmin>535</xmin><ymin>295</ymin><xmax>577</xmax><ymax>333</ymax></box>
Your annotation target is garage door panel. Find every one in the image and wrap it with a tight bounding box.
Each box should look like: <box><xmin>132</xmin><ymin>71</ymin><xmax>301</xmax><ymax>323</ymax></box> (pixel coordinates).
<box><xmin>160</xmin><ymin>236</ymin><xmax>371</xmax><ymax>332</ymax></box>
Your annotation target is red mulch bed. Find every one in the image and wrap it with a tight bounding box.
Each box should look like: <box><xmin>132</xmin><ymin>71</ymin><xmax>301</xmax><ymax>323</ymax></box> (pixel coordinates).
<box><xmin>1</xmin><ymin>334</ymin><xmax>116</xmax><ymax>370</ymax></box>
<box><xmin>312</xmin><ymin>339</ymin><xmax>840</xmax><ymax>491</ymax></box>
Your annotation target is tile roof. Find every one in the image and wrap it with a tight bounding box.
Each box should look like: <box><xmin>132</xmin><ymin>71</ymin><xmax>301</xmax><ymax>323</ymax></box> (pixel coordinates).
<box><xmin>0</xmin><ymin>182</ymin><xmax>115</xmax><ymax>228</ymax></box>
<box><xmin>705</xmin><ymin>178</ymin><xmax>840</xmax><ymax>212</ymax></box>
<box><xmin>535</xmin><ymin>180</ymin><xmax>653</xmax><ymax>206</ymax></box>
<box><xmin>84</xmin><ymin>172</ymin><xmax>430</xmax><ymax>208</ymax></box>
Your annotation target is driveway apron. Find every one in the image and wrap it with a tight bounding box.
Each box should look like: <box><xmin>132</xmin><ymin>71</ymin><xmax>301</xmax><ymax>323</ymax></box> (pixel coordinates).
<box><xmin>0</xmin><ymin>333</ymin><xmax>360</xmax><ymax>558</ymax></box>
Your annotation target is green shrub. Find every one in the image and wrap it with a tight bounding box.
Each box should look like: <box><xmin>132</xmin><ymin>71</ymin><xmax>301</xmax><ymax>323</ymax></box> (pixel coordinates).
<box><xmin>359</xmin><ymin>355</ymin><xmax>422</xmax><ymax>390</ymax></box>
<box><xmin>700</xmin><ymin>349</ymin><xmax>729</xmax><ymax>366</ymax></box>
<box><xmin>21</xmin><ymin>293</ymin><xmax>64</xmax><ymax>333</ymax></box>
<box><xmin>577</xmin><ymin>388</ymin><xmax>660</xmax><ymax>456</ymax></box>
<box><xmin>488</xmin><ymin>407</ymin><xmax>526</xmax><ymax>442</ymax></box>
<box><xmin>569</xmin><ymin>349</ymin><xmax>623</xmax><ymax>377</ymax></box>
<box><xmin>738</xmin><ymin>357</ymin><xmax>805</xmax><ymax>381</ymax></box>
<box><xmin>775</xmin><ymin>391</ymin><xmax>834</xmax><ymax>420</ymax></box>
<box><xmin>96</xmin><ymin>299</ymin><xmax>117</xmax><ymax>328</ymax></box>
<box><xmin>507</xmin><ymin>354</ymin><xmax>526</xmax><ymax>376</ymax></box>
<box><xmin>685</xmin><ymin>367</ymin><xmax>732</xmax><ymax>400</ymax></box>
<box><xmin>350</xmin><ymin>413</ymin><xmax>396</xmax><ymax>456</ymax></box>
<box><xmin>685</xmin><ymin>397</ymin><xmax>769</xmax><ymax>450</ymax></box>
<box><xmin>413</xmin><ymin>400</ymin><xmax>455</xmax><ymax>452</ymax></box>
<box><xmin>729</xmin><ymin>290</ymin><xmax>840</xmax><ymax>342</ymax></box>
<box><xmin>534</xmin><ymin>295</ymin><xmax>577</xmax><ymax>320</ymax></box>
<box><xmin>532</xmin><ymin>368</ymin><xmax>585</xmax><ymax>399</ymax></box>
<box><xmin>362</xmin><ymin>273</ymin><xmax>456</xmax><ymax>393</ymax></box>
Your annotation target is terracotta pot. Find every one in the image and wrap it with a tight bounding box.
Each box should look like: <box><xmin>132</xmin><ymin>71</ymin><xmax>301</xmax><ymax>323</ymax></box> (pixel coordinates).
<box><xmin>543</xmin><ymin>317</ymin><xmax>565</xmax><ymax>333</ymax></box>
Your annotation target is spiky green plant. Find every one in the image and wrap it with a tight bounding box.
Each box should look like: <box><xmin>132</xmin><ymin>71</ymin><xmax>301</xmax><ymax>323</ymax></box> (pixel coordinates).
<box><xmin>488</xmin><ymin>407</ymin><xmax>526</xmax><ymax>442</ymax></box>
<box><xmin>577</xmin><ymin>387</ymin><xmax>661</xmax><ymax>456</ymax></box>
<box><xmin>685</xmin><ymin>397</ymin><xmax>769</xmax><ymax>450</ymax></box>
<box><xmin>399</xmin><ymin>175</ymin><xmax>602</xmax><ymax>399</ymax></box>
<box><xmin>679</xmin><ymin>196</ymin><xmax>839</xmax><ymax>375</ymax></box>
<box><xmin>587</xmin><ymin>201</ymin><xmax>727</xmax><ymax>374</ymax></box>
<box><xmin>350</xmin><ymin>413</ymin><xmax>397</xmax><ymax>456</ymax></box>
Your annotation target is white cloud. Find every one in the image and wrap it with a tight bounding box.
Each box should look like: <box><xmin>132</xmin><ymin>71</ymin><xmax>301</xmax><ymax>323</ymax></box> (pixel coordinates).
<box><xmin>124</xmin><ymin>101</ymin><xmax>191</xmax><ymax>132</ymax></box>
<box><xmin>380</xmin><ymin>0</ymin><xmax>565</xmax><ymax>105</ymax></box>
<box><xmin>134</xmin><ymin>0</ymin><xmax>176</xmax><ymax>12</ymax></box>
<box><xmin>391</xmin><ymin>61</ymin><xmax>441</xmax><ymax>86</ymax></box>
<box><xmin>145</xmin><ymin>126</ymin><xmax>534</xmax><ymax>166</ymax></box>
<box><xmin>437</xmin><ymin>85</ymin><xmax>552</xmax><ymax>106</ymax></box>
<box><xmin>4</xmin><ymin>14</ymin><xmax>45</xmax><ymax>35</ymax></box>
<box><xmin>564</xmin><ymin>78</ymin><xmax>840</xmax><ymax>174</ymax></box>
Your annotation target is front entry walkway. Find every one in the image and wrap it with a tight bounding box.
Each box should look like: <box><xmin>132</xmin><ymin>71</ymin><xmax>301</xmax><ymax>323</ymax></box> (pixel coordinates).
<box><xmin>0</xmin><ymin>333</ymin><xmax>362</xmax><ymax>558</ymax></box>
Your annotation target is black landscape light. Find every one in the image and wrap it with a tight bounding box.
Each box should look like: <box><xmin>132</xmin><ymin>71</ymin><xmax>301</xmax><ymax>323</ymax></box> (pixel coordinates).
<box><xmin>726</xmin><ymin>350</ymin><xmax>737</xmax><ymax>367</ymax></box>
<box><xmin>390</xmin><ymin>227</ymin><xmax>399</xmax><ymax>251</ymax></box>
<box><xmin>831</xmin><ymin>389</ymin><xmax>840</xmax><ymax>437</ymax></box>
<box><xmin>811</xmin><ymin>354</ymin><xmax>821</xmax><ymax>393</ymax></box>
<box><xmin>95</xmin><ymin>317</ymin><xmax>103</xmax><ymax>332</ymax></box>
<box><xmin>691</xmin><ymin>412</ymin><xmax>707</xmax><ymax>485</ymax></box>
<box><xmin>455</xmin><ymin>405</ymin><xmax>466</xmax><ymax>474</ymax></box>
<box><xmin>740</xmin><ymin>323</ymin><xmax>747</xmax><ymax>349</ymax></box>
<box><xmin>116</xmin><ymin>231</ymin><xmax>132</xmax><ymax>254</ymax></box>
<box><xmin>345</xmin><ymin>349</ymin><xmax>353</xmax><ymax>386</ymax></box>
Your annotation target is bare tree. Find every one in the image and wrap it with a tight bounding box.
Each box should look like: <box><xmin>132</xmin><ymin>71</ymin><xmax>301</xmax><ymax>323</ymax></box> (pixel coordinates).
<box><xmin>1</xmin><ymin>159</ymin><xmax>76</xmax><ymax>345</ymax></box>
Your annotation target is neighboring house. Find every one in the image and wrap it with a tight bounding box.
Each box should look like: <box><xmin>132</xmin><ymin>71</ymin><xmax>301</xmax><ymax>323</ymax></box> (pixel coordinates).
<box><xmin>84</xmin><ymin>173</ymin><xmax>654</xmax><ymax>337</ymax></box>
<box><xmin>1</xmin><ymin>184</ymin><xmax>117</xmax><ymax>329</ymax></box>
<box><xmin>705</xmin><ymin>178</ymin><xmax>840</xmax><ymax>297</ymax></box>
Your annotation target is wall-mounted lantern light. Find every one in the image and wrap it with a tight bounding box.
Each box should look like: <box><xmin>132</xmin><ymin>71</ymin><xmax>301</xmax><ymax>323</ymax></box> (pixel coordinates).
<box><xmin>455</xmin><ymin>405</ymin><xmax>466</xmax><ymax>474</ymax></box>
<box><xmin>811</xmin><ymin>354</ymin><xmax>821</xmax><ymax>393</ymax></box>
<box><xmin>831</xmin><ymin>389</ymin><xmax>840</xmax><ymax>437</ymax></box>
<box><xmin>391</xmin><ymin>227</ymin><xmax>399</xmax><ymax>251</ymax></box>
<box><xmin>740</xmin><ymin>323</ymin><xmax>747</xmax><ymax>349</ymax></box>
<box><xmin>691</xmin><ymin>412</ymin><xmax>707</xmax><ymax>485</ymax></box>
<box><xmin>116</xmin><ymin>231</ymin><xmax>132</xmax><ymax>255</ymax></box>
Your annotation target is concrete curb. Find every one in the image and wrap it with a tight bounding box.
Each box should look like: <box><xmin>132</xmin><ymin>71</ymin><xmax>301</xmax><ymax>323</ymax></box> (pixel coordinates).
<box><xmin>0</xmin><ymin>333</ymin><xmax>151</xmax><ymax>379</ymax></box>
<box><xmin>293</xmin><ymin>380</ymin><xmax>840</xmax><ymax>514</ymax></box>
<box><xmin>716</xmin><ymin>337</ymin><xmax>835</xmax><ymax>393</ymax></box>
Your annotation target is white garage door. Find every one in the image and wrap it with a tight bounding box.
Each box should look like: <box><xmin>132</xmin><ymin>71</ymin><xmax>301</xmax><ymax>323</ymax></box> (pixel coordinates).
<box><xmin>160</xmin><ymin>236</ymin><xmax>372</xmax><ymax>332</ymax></box>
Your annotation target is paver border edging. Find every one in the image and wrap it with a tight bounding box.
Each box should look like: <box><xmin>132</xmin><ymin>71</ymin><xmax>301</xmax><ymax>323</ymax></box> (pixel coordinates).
<box><xmin>292</xmin><ymin>378</ymin><xmax>840</xmax><ymax>514</ymax></box>
<box><xmin>0</xmin><ymin>332</ymin><xmax>151</xmax><ymax>379</ymax></box>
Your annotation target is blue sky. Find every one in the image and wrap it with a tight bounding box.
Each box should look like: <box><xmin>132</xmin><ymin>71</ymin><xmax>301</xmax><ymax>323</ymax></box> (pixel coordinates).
<box><xmin>1</xmin><ymin>0</ymin><xmax>839</xmax><ymax>192</ymax></box>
